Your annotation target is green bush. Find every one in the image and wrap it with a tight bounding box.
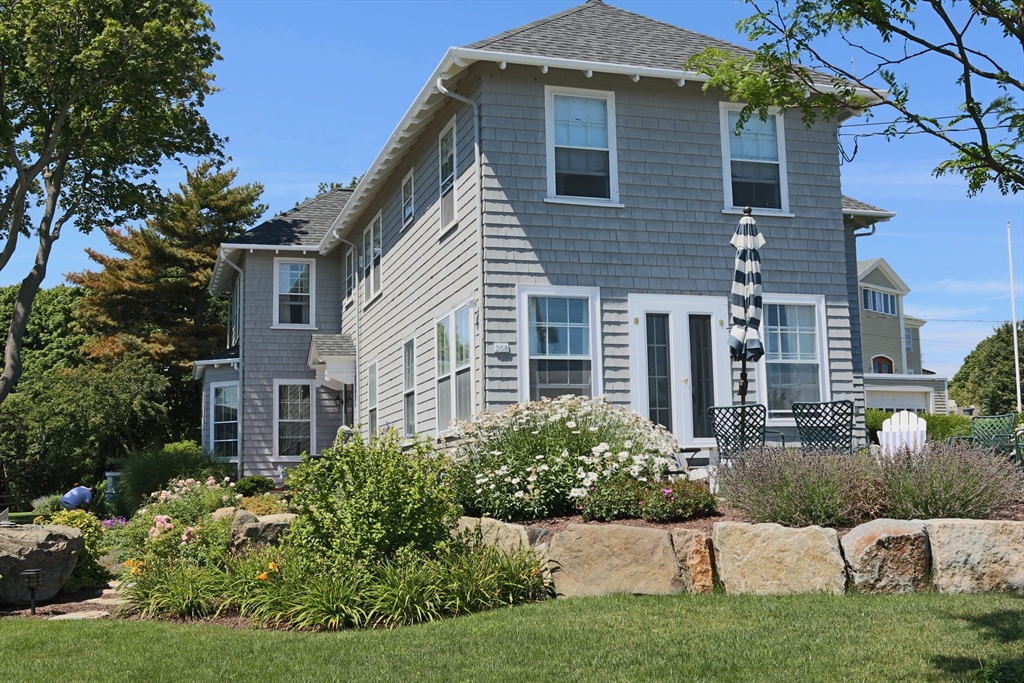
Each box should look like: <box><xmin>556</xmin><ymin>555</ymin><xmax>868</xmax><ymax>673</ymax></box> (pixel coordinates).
<box><xmin>117</xmin><ymin>441</ymin><xmax>233</xmax><ymax>513</ymax></box>
<box><xmin>234</xmin><ymin>476</ymin><xmax>276</xmax><ymax>498</ymax></box>
<box><xmin>579</xmin><ymin>478</ymin><xmax>644</xmax><ymax>522</ymax></box>
<box><xmin>48</xmin><ymin>510</ymin><xmax>112</xmax><ymax>592</ymax></box>
<box><xmin>122</xmin><ymin>560</ymin><xmax>227</xmax><ymax>619</ymax></box>
<box><xmin>639</xmin><ymin>480</ymin><xmax>718</xmax><ymax>523</ymax></box>
<box><xmin>449</xmin><ymin>396</ymin><xmax>678</xmax><ymax>522</ymax></box>
<box><xmin>31</xmin><ymin>494</ymin><xmax>62</xmax><ymax>517</ymax></box>
<box><xmin>237</xmin><ymin>494</ymin><xmax>286</xmax><ymax>516</ymax></box>
<box><xmin>865</xmin><ymin>409</ymin><xmax>971</xmax><ymax>444</ymax></box>
<box><xmin>287</xmin><ymin>429</ymin><xmax>459</xmax><ymax>564</ymax></box>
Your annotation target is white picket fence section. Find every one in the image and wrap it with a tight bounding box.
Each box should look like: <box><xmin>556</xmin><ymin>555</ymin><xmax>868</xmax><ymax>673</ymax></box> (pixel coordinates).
<box><xmin>879</xmin><ymin>410</ymin><xmax>928</xmax><ymax>456</ymax></box>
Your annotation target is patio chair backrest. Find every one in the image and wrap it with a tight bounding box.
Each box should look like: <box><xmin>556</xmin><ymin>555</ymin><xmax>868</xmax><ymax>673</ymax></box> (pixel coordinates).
<box><xmin>970</xmin><ymin>414</ymin><xmax>1016</xmax><ymax>448</ymax></box>
<box><xmin>792</xmin><ymin>400</ymin><xmax>855</xmax><ymax>453</ymax></box>
<box><xmin>708</xmin><ymin>404</ymin><xmax>767</xmax><ymax>460</ymax></box>
<box><xmin>879</xmin><ymin>410</ymin><xmax>928</xmax><ymax>456</ymax></box>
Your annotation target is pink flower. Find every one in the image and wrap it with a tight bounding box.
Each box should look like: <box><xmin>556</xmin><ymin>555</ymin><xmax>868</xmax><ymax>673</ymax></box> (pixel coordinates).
<box><xmin>222</xmin><ymin>496</ymin><xmax>229</xmax><ymax>502</ymax></box>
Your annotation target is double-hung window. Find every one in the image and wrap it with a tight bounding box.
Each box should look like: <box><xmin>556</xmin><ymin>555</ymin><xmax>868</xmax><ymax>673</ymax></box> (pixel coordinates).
<box><xmin>436</xmin><ymin>306</ymin><xmax>471</xmax><ymax>432</ymax></box>
<box><xmin>344</xmin><ymin>248</ymin><xmax>356</xmax><ymax>300</ymax></box>
<box><xmin>274</xmin><ymin>259</ymin><xmax>315</xmax><ymax>327</ymax></box>
<box><xmin>402</xmin><ymin>170</ymin><xmax>415</xmax><ymax>228</ymax></box>
<box><xmin>368</xmin><ymin>362</ymin><xmax>378</xmax><ymax>435</ymax></box>
<box><xmin>905</xmin><ymin>328</ymin><xmax>913</xmax><ymax>353</ymax></box>
<box><xmin>439</xmin><ymin>120</ymin><xmax>456</xmax><ymax>230</ymax></box>
<box><xmin>720</xmin><ymin>104</ymin><xmax>788</xmax><ymax>212</ymax></box>
<box><xmin>275</xmin><ymin>381</ymin><xmax>313</xmax><ymax>459</ymax></box>
<box><xmin>546</xmin><ymin>86</ymin><xmax>618</xmax><ymax>203</ymax></box>
<box><xmin>403</xmin><ymin>340</ymin><xmax>416</xmax><ymax>437</ymax></box>
<box><xmin>863</xmin><ymin>288</ymin><xmax>897</xmax><ymax>315</ymax></box>
<box><xmin>363</xmin><ymin>212</ymin><xmax>382</xmax><ymax>302</ymax></box>
<box><xmin>210</xmin><ymin>382</ymin><xmax>239</xmax><ymax>460</ymax></box>
<box><xmin>519</xmin><ymin>286</ymin><xmax>601</xmax><ymax>401</ymax></box>
<box><xmin>763</xmin><ymin>300</ymin><xmax>826</xmax><ymax>419</ymax></box>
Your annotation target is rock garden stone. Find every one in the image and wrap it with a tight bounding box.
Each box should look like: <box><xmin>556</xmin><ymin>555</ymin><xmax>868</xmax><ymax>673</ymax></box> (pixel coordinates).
<box><xmin>48</xmin><ymin>610</ymin><xmax>109</xmax><ymax>620</ymax></box>
<box><xmin>231</xmin><ymin>513</ymin><xmax>297</xmax><ymax>552</ymax></box>
<box><xmin>926</xmin><ymin>519</ymin><xmax>1024</xmax><ymax>593</ymax></box>
<box><xmin>548</xmin><ymin>524</ymin><xmax>681</xmax><ymax>598</ymax></box>
<box><xmin>671</xmin><ymin>529</ymin><xmax>714</xmax><ymax>593</ymax></box>
<box><xmin>0</xmin><ymin>525</ymin><xmax>84</xmax><ymax>604</ymax></box>
<box><xmin>231</xmin><ymin>509</ymin><xmax>259</xmax><ymax>528</ymax></box>
<box><xmin>456</xmin><ymin>516</ymin><xmax>550</xmax><ymax>551</ymax></box>
<box><xmin>841</xmin><ymin>519</ymin><xmax>930</xmax><ymax>594</ymax></box>
<box><xmin>713</xmin><ymin>522</ymin><xmax>847</xmax><ymax>595</ymax></box>
<box><xmin>211</xmin><ymin>506</ymin><xmax>236</xmax><ymax>522</ymax></box>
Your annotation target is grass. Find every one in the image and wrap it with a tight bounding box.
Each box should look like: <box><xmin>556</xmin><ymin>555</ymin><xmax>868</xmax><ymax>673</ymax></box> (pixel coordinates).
<box><xmin>8</xmin><ymin>512</ymin><xmax>37</xmax><ymax>524</ymax></box>
<box><xmin>2</xmin><ymin>593</ymin><xmax>1023</xmax><ymax>682</ymax></box>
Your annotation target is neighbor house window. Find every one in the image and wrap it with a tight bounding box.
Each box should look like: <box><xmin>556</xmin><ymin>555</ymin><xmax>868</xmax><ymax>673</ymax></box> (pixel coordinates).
<box><xmin>368</xmin><ymin>362</ymin><xmax>378</xmax><ymax>435</ymax></box>
<box><xmin>764</xmin><ymin>302</ymin><xmax>823</xmax><ymax>419</ymax></box>
<box><xmin>275</xmin><ymin>381</ymin><xmax>313</xmax><ymax>458</ymax></box>
<box><xmin>546</xmin><ymin>86</ymin><xmax>618</xmax><ymax>203</ymax></box>
<box><xmin>363</xmin><ymin>212</ymin><xmax>382</xmax><ymax>302</ymax></box>
<box><xmin>435</xmin><ymin>306</ymin><xmax>472</xmax><ymax>432</ymax></box>
<box><xmin>720</xmin><ymin>104</ymin><xmax>788</xmax><ymax>212</ymax></box>
<box><xmin>863</xmin><ymin>288</ymin><xmax>897</xmax><ymax>315</ymax></box>
<box><xmin>905</xmin><ymin>328</ymin><xmax>914</xmax><ymax>353</ymax></box>
<box><xmin>402</xmin><ymin>170</ymin><xmax>415</xmax><ymax>228</ymax></box>
<box><xmin>210</xmin><ymin>382</ymin><xmax>239</xmax><ymax>461</ymax></box>
<box><xmin>274</xmin><ymin>259</ymin><xmax>315</xmax><ymax>327</ymax></box>
<box><xmin>344</xmin><ymin>248</ymin><xmax>356</xmax><ymax>300</ymax></box>
<box><xmin>872</xmin><ymin>356</ymin><xmax>894</xmax><ymax>374</ymax></box>
<box><xmin>439</xmin><ymin>120</ymin><xmax>456</xmax><ymax>229</ymax></box>
<box><xmin>404</xmin><ymin>340</ymin><xmax>416</xmax><ymax>437</ymax></box>
<box><xmin>521</xmin><ymin>288</ymin><xmax>600</xmax><ymax>401</ymax></box>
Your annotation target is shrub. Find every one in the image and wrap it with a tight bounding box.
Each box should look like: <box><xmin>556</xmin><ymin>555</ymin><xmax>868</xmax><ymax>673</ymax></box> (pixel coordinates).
<box><xmin>639</xmin><ymin>480</ymin><xmax>718</xmax><ymax>523</ymax></box>
<box><xmin>122</xmin><ymin>560</ymin><xmax>226</xmax><ymax>619</ymax></box>
<box><xmin>117</xmin><ymin>441</ymin><xmax>233</xmax><ymax>513</ymax></box>
<box><xmin>579</xmin><ymin>478</ymin><xmax>644</xmax><ymax>522</ymax></box>
<box><xmin>48</xmin><ymin>510</ymin><xmax>112</xmax><ymax>592</ymax></box>
<box><xmin>449</xmin><ymin>396</ymin><xmax>678</xmax><ymax>521</ymax></box>
<box><xmin>287</xmin><ymin>429</ymin><xmax>459</xmax><ymax>564</ymax></box>
<box><xmin>865</xmin><ymin>409</ymin><xmax>971</xmax><ymax>444</ymax></box>
<box><xmin>237</xmin><ymin>494</ymin><xmax>287</xmax><ymax>516</ymax></box>
<box><xmin>234</xmin><ymin>476</ymin><xmax>276</xmax><ymax>498</ymax></box>
<box><xmin>879</xmin><ymin>441</ymin><xmax>1024</xmax><ymax>519</ymax></box>
<box><xmin>718</xmin><ymin>448</ymin><xmax>883</xmax><ymax>527</ymax></box>
<box><xmin>31</xmin><ymin>494</ymin><xmax>62</xmax><ymax>517</ymax></box>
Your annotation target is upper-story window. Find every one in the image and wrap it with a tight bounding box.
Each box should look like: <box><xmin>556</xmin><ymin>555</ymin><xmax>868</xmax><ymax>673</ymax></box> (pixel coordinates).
<box><xmin>344</xmin><ymin>248</ymin><xmax>356</xmax><ymax>300</ymax></box>
<box><xmin>905</xmin><ymin>328</ymin><xmax>914</xmax><ymax>353</ymax></box>
<box><xmin>402</xmin><ymin>170</ymin><xmax>415</xmax><ymax>228</ymax></box>
<box><xmin>363</xmin><ymin>212</ymin><xmax>382</xmax><ymax>303</ymax></box>
<box><xmin>274</xmin><ymin>258</ymin><xmax>315</xmax><ymax>328</ymax></box>
<box><xmin>863</xmin><ymin>288</ymin><xmax>897</xmax><ymax>315</ymax></box>
<box><xmin>545</xmin><ymin>86</ymin><xmax>619</xmax><ymax>205</ymax></box>
<box><xmin>872</xmin><ymin>355</ymin><xmax>894</xmax><ymax>374</ymax></box>
<box><xmin>720</xmin><ymin>104</ymin><xmax>789</xmax><ymax>213</ymax></box>
<box><xmin>439</xmin><ymin>119</ymin><xmax>456</xmax><ymax>230</ymax></box>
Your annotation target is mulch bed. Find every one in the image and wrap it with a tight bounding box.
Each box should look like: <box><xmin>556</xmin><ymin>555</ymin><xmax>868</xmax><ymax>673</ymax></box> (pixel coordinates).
<box><xmin>0</xmin><ymin>584</ymin><xmax>121</xmax><ymax>620</ymax></box>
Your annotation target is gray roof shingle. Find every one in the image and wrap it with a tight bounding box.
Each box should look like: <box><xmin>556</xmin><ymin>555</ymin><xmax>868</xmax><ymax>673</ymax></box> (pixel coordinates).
<box><xmin>195</xmin><ymin>345</ymin><xmax>239</xmax><ymax>363</ymax></box>
<box><xmin>310</xmin><ymin>334</ymin><xmax>357</xmax><ymax>359</ymax></box>
<box><xmin>228</xmin><ymin>189</ymin><xmax>353</xmax><ymax>247</ymax></box>
<box><xmin>842</xmin><ymin>195</ymin><xmax>893</xmax><ymax>215</ymax></box>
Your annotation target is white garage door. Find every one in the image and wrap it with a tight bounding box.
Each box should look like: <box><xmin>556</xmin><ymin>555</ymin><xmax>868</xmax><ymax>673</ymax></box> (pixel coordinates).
<box><xmin>866</xmin><ymin>390</ymin><xmax>929</xmax><ymax>412</ymax></box>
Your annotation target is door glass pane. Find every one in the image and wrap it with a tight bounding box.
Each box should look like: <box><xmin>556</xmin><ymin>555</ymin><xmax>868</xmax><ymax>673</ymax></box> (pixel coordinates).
<box><xmin>689</xmin><ymin>315</ymin><xmax>714</xmax><ymax>439</ymax></box>
<box><xmin>645</xmin><ymin>314</ymin><xmax>672</xmax><ymax>431</ymax></box>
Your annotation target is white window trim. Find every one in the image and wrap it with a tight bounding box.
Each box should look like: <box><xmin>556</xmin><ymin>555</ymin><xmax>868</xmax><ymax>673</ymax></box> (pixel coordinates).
<box><xmin>272</xmin><ymin>379</ymin><xmax>316</xmax><ymax>461</ymax></box>
<box><xmin>545</xmin><ymin>85</ymin><xmax>620</xmax><ymax>206</ymax></box>
<box><xmin>362</xmin><ymin>210</ymin><xmax>383</xmax><ymax>308</ymax></box>
<box><xmin>401</xmin><ymin>169</ymin><xmax>415</xmax><ymax>230</ymax></box>
<box><xmin>209</xmin><ymin>381</ymin><xmax>240</xmax><ymax>461</ymax></box>
<box><xmin>719</xmin><ymin>102</ymin><xmax>790</xmax><ymax>216</ymax></box>
<box><xmin>272</xmin><ymin>257</ymin><xmax>317</xmax><ymax>329</ymax></box>
<box><xmin>368</xmin><ymin>361</ymin><xmax>378</xmax><ymax>434</ymax></box>
<box><xmin>434</xmin><ymin>302</ymin><xmax>475</xmax><ymax>435</ymax></box>
<box><xmin>343</xmin><ymin>247</ymin><xmax>356</xmax><ymax>303</ymax></box>
<box><xmin>516</xmin><ymin>284</ymin><xmax>603</xmax><ymax>403</ymax></box>
<box><xmin>438</xmin><ymin>117</ymin><xmax>457</xmax><ymax>234</ymax></box>
<box><xmin>871</xmin><ymin>355</ymin><xmax>895</xmax><ymax>374</ymax></box>
<box><xmin>403</xmin><ymin>337</ymin><xmax>417</xmax><ymax>437</ymax></box>
<box><xmin>754</xmin><ymin>293</ymin><xmax>831</xmax><ymax>427</ymax></box>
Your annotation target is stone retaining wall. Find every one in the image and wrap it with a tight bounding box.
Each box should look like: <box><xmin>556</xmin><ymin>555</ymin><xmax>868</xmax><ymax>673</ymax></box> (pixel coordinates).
<box><xmin>457</xmin><ymin>516</ymin><xmax>1024</xmax><ymax>597</ymax></box>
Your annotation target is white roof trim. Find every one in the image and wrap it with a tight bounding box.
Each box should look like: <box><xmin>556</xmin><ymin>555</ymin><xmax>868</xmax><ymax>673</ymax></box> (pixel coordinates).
<box><xmin>845</xmin><ymin>208</ymin><xmax>896</xmax><ymax>220</ymax></box>
<box><xmin>859</xmin><ymin>257</ymin><xmax>910</xmax><ymax>295</ymax></box>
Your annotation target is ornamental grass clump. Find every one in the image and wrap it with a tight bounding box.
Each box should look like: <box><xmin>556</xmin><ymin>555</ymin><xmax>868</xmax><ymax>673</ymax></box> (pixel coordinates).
<box><xmin>449</xmin><ymin>395</ymin><xmax>678</xmax><ymax>521</ymax></box>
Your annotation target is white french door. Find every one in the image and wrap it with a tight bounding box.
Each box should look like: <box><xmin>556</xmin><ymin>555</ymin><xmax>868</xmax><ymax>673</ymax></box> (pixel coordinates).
<box><xmin>628</xmin><ymin>294</ymin><xmax>731</xmax><ymax>447</ymax></box>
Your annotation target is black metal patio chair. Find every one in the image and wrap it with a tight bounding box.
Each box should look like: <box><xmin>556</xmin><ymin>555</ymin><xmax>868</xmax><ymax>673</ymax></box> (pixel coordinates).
<box><xmin>792</xmin><ymin>400</ymin><xmax>855</xmax><ymax>453</ymax></box>
<box><xmin>708</xmin><ymin>404</ymin><xmax>786</xmax><ymax>462</ymax></box>
<box><xmin>947</xmin><ymin>413</ymin><xmax>1022</xmax><ymax>465</ymax></box>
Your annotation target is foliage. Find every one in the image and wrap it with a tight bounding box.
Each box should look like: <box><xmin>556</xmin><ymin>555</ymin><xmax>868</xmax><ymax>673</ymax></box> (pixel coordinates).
<box><xmin>579</xmin><ymin>478</ymin><xmax>644</xmax><ymax>522</ymax></box>
<box><xmin>0</xmin><ymin>285</ymin><xmax>88</xmax><ymax>382</ymax></box>
<box><xmin>237</xmin><ymin>494</ymin><xmax>287</xmax><ymax>517</ymax></box>
<box><xmin>0</xmin><ymin>0</ymin><xmax>222</xmax><ymax>407</ymax></box>
<box><xmin>638</xmin><ymin>480</ymin><xmax>718</xmax><ymax>524</ymax></box>
<box><xmin>686</xmin><ymin>0</ymin><xmax>1024</xmax><ymax>196</ymax></box>
<box><xmin>865</xmin><ymin>409</ymin><xmax>971</xmax><ymax>444</ymax></box>
<box><xmin>287</xmin><ymin>429</ymin><xmax>458</xmax><ymax>564</ymax></box>
<box><xmin>879</xmin><ymin>442</ymin><xmax>1024</xmax><ymax>519</ymax></box>
<box><xmin>234</xmin><ymin>476</ymin><xmax>276</xmax><ymax>498</ymax></box>
<box><xmin>31</xmin><ymin>494</ymin><xmax>62</xmax><ymax>517</ymax></box>
<box><xmin>122</xmin><ymin>560</ymin><xmax>227</xmax><ymax>620</ymax></box>
<box><xmin>117</xmin><ymin>441</ymin><xmax>233</xmax><ymax>514</ymax></box>
<box><xmin>952</xmin><ymin>323</ymin><xmax>1024</xmax><ymax>415</ymax></box>
<box><xmin>48</xmin><ymin>510</ymin><xmax>111</xmax><ymax>592</ymax></box>
<box><xmin>449</xmin><ymin>396</ymin><xmax>678</xmax><ymax>521</ymax></box>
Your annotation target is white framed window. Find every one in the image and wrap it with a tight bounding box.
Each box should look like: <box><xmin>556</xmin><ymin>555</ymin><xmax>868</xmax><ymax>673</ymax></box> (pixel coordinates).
<box><xmin>905</xmin><ymin>328</ymin><xmax>914</xmax><ymax>353</ymax></box>
<box><xmin>545</xmin><ymin>86</ymin><xmax>619</xmax><ymax>206</ymax></box>
<box><xmin>439</xmin><ymin>119</ymin><xmax>456</xmax><ymax>231</ymax></box>
<box><xmin>273</xmin><ymin>258</ymin><xmax>315</xmax><ymax>328</ymax></box>
<box><xmin>862</xmin><ymin>288</ymin><xmax>897</xmax><ymax>315</ymax></box>
<box><xmin>435</xmin><ymin>305</ymin><xmax>472</xmax><ymax>432</ymax></box>
<box><xmin>344</xmin><ymin>247</ymin><xmax>356</xmax><ymax>300</ymax></box>
<box><xmin>720</xmin><ymin>103</ymin><xmax>789</xmax><ymax>214</ymax></box>
<box><xmin>210</xmin><ymin>382</ymin><xmax>239</xmax><ymax>461</ymax></box>
<box><xmin>516</xmin><ymin>284</ymin><xmax>603</xmax><ymax>402</ymax></box>
<box><xmin>273</xmin><ymin>380</ymin><xmax>315</xmax><ymax>460</ymax></box>
<box><xmin>368</xmin><ymin>362</ymin><xmax>378</xmax><ymax>434</ymax></box>
<box><xmin>403</xmin><ymin>339</ymin><xmax>416</xmax><ymax>437</ymax></box>
<box><xmin>402</xmin><ymin>170</ymin><xmax>415</xmax><ymax>228</ymax></box>
<box><xmin>362</xmin><ymin>212</ymin><xmax>382</xmax><ymax>304</ymax></box>
<box><xmin>757</xmin><ymin>294</ymin><xmax>830</xmax><ymax>421</ymax></box>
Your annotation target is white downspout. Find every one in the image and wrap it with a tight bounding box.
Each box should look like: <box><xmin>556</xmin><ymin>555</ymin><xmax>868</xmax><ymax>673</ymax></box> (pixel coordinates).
<box><xmin>221</xmin><ymin>252</ymin><xmax>244</xmax><ymax>479</ymax></box>
<box><xmin>436</xmin><ymin>76</ymin><xmax>485</xmax><ymax>415</ymax></box>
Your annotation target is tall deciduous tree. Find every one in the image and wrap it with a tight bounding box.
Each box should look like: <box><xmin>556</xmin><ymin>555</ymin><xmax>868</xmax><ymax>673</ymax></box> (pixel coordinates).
<box><xmin>951</xmin><ymin>322</ymin><xmax>1024</xmax><ymax>415</ymax></box>
<box><xmin>69</xmin><ymin>161</ymin><xmax>265</xmax><ymax>440</ymax></box>
<box><xmin>0</xmin><ymin>0</ymin><xmax>222</xmax><ymax>405</ymax></box>
<box><xmin>0</xmin><ymin>284</ymin><xmax>88</xmax><ymax>382</ymax></box>
<box><xmin>687</xmin><ymin>0</ymin><xmax>1024</xmax><ymax>196</ymax></box>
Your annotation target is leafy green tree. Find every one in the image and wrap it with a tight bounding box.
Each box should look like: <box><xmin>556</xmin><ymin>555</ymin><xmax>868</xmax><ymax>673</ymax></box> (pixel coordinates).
<box><xmin>951</xmin><ymin>322</ymin><xmax>1024</xmax><ymax>414</ymax></box>
<box><xmin>687</xmin><ymin>0</ymin><xmax>1023</xmax><ymax>196</ymax></box>
<box><xmin>0</xmin><ymin>284</ymin><xmax>88</xmax><ymax>382</ymax></box>
<box><xmin>0</xmin><ymin>0</ymin><xmax>222</xmax><ymax>405</ymax></box>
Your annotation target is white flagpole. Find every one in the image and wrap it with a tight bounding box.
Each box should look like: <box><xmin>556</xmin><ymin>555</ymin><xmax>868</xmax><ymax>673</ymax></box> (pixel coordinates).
<box><xmin>1007</xmin><ymin>219</ymin><xmax>1022</xmax><ymax>414</ymax></box>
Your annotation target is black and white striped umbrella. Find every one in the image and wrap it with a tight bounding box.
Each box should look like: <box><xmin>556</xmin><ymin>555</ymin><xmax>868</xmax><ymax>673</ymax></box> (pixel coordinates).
<box><xmin>728</xmin><ymin>210</ymin><xmax>765</xmax><ymax>364</ymax></box>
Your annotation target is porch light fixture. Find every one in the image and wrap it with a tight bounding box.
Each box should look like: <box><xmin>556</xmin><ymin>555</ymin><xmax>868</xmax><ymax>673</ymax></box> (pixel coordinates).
<box><xmin>21</xmin><ymin>569</ymin><xmax>43</xmax><ymax>615</ymax></box>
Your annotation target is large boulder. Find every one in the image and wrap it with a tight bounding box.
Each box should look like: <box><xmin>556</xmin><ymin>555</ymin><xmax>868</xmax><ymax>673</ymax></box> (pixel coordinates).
<box><xmin>926</xmin><ymin>519</ymin><xmax>1024</xmax><ymax>593</ymax></box>
<box><xmin>672</xmin><ymin>529</ymin><xmax>714</xmax><ymax>594</ymax></box>
<box><xmin>231</xmin><ymin>513</ymin><xmax>297</xmax><ymax>552</ymax></box>
<box><xmin>210</xmin><ymin>506</ymin><xmax>236</xmax><ymax>522</ymax></box>
<box><xmin>841</xmin><ymin>519</ymin><xmax>930</xmax><ymax>594</ymax></box>
<box><xmin>548</xmin><ymin>524</ymin><xmax>682</xmax><ymax>598</ymax></box>
<box><xmin>456</xmin><ymin>516</ymin><xmax>550</xmax><ymax>551</ymax></box>
<box><xmin>713</xmin><ymin>522</ymin><xmax>847</xmax><ymax>595</ymax></box>
<box><xmin>0</xmin><ymin>525</ymin><xmax>84</xmax><ymax>604</ymax></box>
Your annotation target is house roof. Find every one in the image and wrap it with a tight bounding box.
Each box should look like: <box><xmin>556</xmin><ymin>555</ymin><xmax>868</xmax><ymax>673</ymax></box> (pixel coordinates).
<box><xmin>227</xmin><ymin>189</ymin><xmax>353</xmax><ymax>247</ymax></box>
<box><xmin>193</xmin><ymin>345</ymin><xmax>239</xmax><ymax>380</ymax></box>
<box><xmin>857</xmin><ymin>257</ymin><xmax>911</xmax><ymax>294</ymax></box>
<box><xmin>309</xmin><ymin>334</ymin><xmax>357</xmax><ymax>360</ymax></box>
<box><xmin>842</xmin><ymin>195</ymin><xmax>895</xmax><ymax>218</ymax></box>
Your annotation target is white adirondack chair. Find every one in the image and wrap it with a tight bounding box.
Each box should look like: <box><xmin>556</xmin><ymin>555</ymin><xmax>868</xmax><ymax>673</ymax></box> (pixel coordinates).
<box><xmin>879</xmin><ymin>410</ymin><xmax>928</xmax><ymax>457</ymax></box>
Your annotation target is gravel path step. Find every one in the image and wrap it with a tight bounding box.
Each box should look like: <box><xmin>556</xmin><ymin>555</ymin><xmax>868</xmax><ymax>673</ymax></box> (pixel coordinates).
<box><xmin>49</xmin><ymin>610</ymin><xmax>110</xmax><ymax>620</ymax></box>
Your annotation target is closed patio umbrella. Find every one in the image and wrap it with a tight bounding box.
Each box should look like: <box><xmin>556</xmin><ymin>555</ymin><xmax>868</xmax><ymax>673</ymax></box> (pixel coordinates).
<box><xmin>728</xmin><ymin>206</ymin><xmax>765</xmax><ymax>406</ymax></box>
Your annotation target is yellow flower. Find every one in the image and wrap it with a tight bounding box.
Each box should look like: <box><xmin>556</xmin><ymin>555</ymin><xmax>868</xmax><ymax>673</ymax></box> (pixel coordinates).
<box><xmin>268</xmin><ymin>562</ymin><xmax>280</xmax><ymax>573</ymax></box>
<box><xmin>257</xmin><ymin>572</ymin><xmax>269</xmax><ymax>581</ymax></box>
<box><xmin>124</xmin><ymin>559</ymin><xmax>136</xmax><ymax>568</ymax></box>
<box><xmin>130</xmin><ymin>565</ymin><xmax>143</xmax><ymax>576</ymax></box>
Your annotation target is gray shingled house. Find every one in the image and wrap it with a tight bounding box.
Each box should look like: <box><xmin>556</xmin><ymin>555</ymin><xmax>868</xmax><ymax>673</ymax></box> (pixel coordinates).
<box><xmin>196</xmin><ymin>0</ymin><xmax>895</xmax><ymax>479</ymax></box>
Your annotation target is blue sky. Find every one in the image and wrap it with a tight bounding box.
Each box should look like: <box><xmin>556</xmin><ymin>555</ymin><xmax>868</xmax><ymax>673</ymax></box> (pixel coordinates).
<box><xmin>3</xmin><ymin>0</ymin><xmax>1022</xmax><ymax>378</ymax></box>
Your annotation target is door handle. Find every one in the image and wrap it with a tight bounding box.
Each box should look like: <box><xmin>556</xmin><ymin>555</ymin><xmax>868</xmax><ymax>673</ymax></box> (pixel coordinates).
<box><xmin>682</xmin><ymin>378</ymin><xmax>689</xmax><ymax>384</ymax></box>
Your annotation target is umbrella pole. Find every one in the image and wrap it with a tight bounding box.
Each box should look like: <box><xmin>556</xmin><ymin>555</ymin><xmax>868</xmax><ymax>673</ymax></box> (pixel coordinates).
<box><xmin>739</xmin><ymin>356</ymin><xmax>748</xmax><ymax>450</ymax></box>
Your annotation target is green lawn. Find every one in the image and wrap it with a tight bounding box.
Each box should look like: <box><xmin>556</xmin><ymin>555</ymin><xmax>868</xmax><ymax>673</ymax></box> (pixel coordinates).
<box><xmin>2</xmin><ymin>593</ymin><xmax>1022</xmax><ymax>682</ymax></box>
<box><xmin>7</xmin><ymin>512</ymin><xmax>36</xmax><ymax>525</ymax></box>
